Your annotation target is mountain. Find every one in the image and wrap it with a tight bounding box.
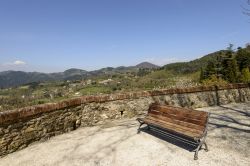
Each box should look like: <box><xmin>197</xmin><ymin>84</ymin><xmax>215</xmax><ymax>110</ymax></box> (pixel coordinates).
<box><xmin>0</xmin><ymin>68</ymin><xmax>89</xmax><ymax>88</ymax></box>
<box><xmin>0</xmin><ymin>52</ymin><xmax>223</xmax><ymax>89</ymax></box>
<box><xmin>135</xmin><ymin>62</ymin><xmax>160</xmax><ymax>69</ymax></box>
<box><xmin>0</xmin><ymin>71</ymin><xmax>53</xmax><ymax>88</ymax></box>
<box><xmin>163</xmin><ymin>50</ymin><xmax>227</xmax><ymax>74</ymax></box>
<box><xmin>61</xmin><ymin>68</ymin><xmax>88</xmax><ymax>80</ymax></box>
<box><xmin>63</xmin><ymin>68</ymin><xmax>87</xmax><ymax>76</ymax></box>
<box><xmin>91</xmin><ymin>62</ymin><xmax>159</xmax><ymax>75</ymax></box>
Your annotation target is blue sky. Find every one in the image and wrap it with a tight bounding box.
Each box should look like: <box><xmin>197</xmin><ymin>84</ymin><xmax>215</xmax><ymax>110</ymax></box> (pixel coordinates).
<box><xmin>0</xmin><ymin>0</ymin><xmax>249</xmax><ymax>72</ymax></box>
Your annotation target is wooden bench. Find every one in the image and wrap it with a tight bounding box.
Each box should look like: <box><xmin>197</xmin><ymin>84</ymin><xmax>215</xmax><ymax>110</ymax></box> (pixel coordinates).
<box><xmin>137</xmin><ymin>103</ymin><xmax>209</xmax><ymax>160</ymax></box>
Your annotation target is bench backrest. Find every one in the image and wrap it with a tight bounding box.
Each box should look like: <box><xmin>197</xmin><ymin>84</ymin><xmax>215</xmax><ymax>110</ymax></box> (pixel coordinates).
<box><xmin>148</xmin><ymin>104</ymin><xmax>209</xmax><ymax>132</ymax></box>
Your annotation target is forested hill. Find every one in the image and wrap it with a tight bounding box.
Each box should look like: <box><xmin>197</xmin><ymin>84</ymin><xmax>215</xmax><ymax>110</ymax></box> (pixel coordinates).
<box><xmin>1</xmin><ymin>47</ymin><xmax>248</xmax><ymax>89</ymax></box>
<box><xmin>0</xmin><ymin>69</ymin><xmax>88</xmax><ymax>89</ymax></box>
<box><xmin>0</xmin><ymin>63</ymin><xmax>158</xmax><ymax>88</ymax></box>
<box><xmin>163</xmin><ymin>50</ymin><xmax>227</xmax><ymax>74</ymax></box>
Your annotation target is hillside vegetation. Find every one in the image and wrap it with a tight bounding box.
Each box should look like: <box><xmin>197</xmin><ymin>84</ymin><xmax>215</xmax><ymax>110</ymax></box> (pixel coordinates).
<box><xmin>0</xmin><ymin>45</ymin><xmax>249</xmax><ymax>111</ymax></box>
<box><xmin>163</xmin><ymin>50</ymin><xmax>227</xmax><ymax>74</ymax></box>
<box><xmin>200</xmin><ymin>45</ymin><xmax>250</xmax><ymax>85</ymax></box>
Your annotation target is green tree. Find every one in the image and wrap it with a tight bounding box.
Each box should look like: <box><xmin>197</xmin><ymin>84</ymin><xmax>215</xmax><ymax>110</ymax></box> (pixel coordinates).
<box><xmin>200</xmin><ymin>60</ymin><xmax>221</xmax><ymax>81</ymax></box>
<box><xmin>235</xmin><ymin>47</ymin><xmax>250</xmax><ymax>71</ymax></box>
<box><xmin>137</xmin><ymin>68</ymin><xmax>150</xmax><ymax>77</ymax></box>
<box><xmin>205</xmin><ymin>61</ymin><xmax>216</xmax><ymax>78</ymax></box>
<box><xmin>241</xmin><ymin>68</ymin><xmax>250</xmax><ymax>83</ymax></box>
<box><xmin>227</xmin><ymin>43</ymin><xmax>234</xmax><ymax>52</ymax></box>
<box><xmin>219</xmin><ymin>48</ymin><xmax>239</xmax><ymax>83</ymax></box>
<box><xmin>223</xmin><ymin>58</ymin><xmax>238</xmax><ymax>83</ymax></box>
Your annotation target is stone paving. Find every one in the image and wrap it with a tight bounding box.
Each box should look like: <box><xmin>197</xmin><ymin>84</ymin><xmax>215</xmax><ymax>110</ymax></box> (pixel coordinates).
<box><xmin>0</xmin><ymin>102</ymin><xmax>250</xmax><ymax>166</ymax></box>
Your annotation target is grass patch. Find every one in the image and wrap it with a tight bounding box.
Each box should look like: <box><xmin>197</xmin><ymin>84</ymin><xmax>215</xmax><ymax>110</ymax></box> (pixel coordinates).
<box><xmin>79</xmin><ymin>85</ymin><xmax>113</xmax><ymax>95</ymax></box>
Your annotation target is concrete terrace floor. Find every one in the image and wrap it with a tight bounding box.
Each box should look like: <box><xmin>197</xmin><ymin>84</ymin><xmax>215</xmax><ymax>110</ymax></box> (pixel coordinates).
<box><xmin>1</xmin><ymin>103</ymin><xmax>250</xmax><ymax>166</ymax></box>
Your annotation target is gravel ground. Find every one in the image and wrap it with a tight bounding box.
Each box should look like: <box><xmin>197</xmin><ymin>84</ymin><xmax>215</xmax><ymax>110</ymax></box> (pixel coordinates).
<box><xmin>1</xmin><ymin>102</ymin><xmax>250</xmax><ymax>166</ymax></box>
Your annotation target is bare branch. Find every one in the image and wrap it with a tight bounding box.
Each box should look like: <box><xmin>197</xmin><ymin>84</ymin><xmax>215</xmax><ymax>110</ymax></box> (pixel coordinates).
<box><xmin>242</xmin><ymin>0</ymin><xmax>250</xmax><ymax>17</ymax></box>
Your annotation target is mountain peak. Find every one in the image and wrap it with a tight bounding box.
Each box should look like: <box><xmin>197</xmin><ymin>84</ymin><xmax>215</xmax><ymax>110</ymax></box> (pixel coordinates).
<box><xmin>135</xmin><ymin>62</ymin><xmax>160</xmax><ymax>69</ymax></box>
<box><xmin>63</xmin><ymin>68</ymin><xmax>87</xmax><ymax>75</ymax></box>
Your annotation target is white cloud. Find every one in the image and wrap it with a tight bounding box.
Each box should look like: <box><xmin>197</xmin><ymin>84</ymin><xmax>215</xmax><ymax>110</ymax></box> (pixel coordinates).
<box><xmin>0</xmin><ymin>60</ymin><xmax>28</xmax><ymax>72</ymax></box>
<box><xmin>13</xmin><ymin>60</ymin><xmax>26</xmax><ymax>65</ymax></box>
<box><xmin>3</xmin><ymin>60</ymin><xmax>27</xmax><ymax>66</ymax></box>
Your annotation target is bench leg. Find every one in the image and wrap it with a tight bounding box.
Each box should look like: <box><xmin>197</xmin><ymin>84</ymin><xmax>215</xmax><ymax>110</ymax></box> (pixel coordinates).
<box><xmin>194</xmin><ymin>151</ymin><xmax>198</xmax><ymax>160</ymax></box>
<box><xmin>194</xmin><ymin>134</ymin><xmax>208</xmax><ymax>160</ymax></box>
<box><xmin>194</xmin><ymin>141</ymin><xmax>202</xmax><ymax>160</ymax></box>
<box><xmin>137</xmin><ymin>122</ymin><xmax>145</xmax><ymax>134</ymax></box>
<box><xmin>204</xmin><ymin>141</ymin><xmax>208</xmax><ymax>152</ymax></box>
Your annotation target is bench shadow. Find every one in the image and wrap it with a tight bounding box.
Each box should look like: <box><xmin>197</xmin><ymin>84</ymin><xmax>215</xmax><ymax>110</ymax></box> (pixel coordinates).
<box><xmin>208</xmin><ymin>115</ymin><xmax>250</xmax><ymax>134</ymax></box>
<box><xmin>139</xmin><ymin>126</ymin><xmax>199</xmax><ymax>152</ymax></box>
<box><xmin>219</xmin><ymin>105</ymin><xmax>250</xmax><ymax>117</ymax></box>
<box><xmin>206</xmin><ymin>104</ymin><xmax>250</xmax><ymax>134</ymax></box>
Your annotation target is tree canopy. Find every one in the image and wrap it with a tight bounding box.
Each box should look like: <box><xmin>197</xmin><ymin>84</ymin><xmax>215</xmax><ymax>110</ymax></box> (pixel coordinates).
<box><xmin>200</xmin><ymin>45</ymin><xmax>250</xmax><ymax>84</ymax></box>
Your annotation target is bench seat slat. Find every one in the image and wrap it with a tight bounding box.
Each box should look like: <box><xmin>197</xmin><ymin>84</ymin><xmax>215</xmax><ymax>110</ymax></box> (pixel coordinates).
<box><xmin>145</xmin><ymin>116</ymin><xmax>204</xmax><ymax>136</ymax></box>
<box><xmin>145</xmin><ymin>117</ymin><xmax>203</xmax><ymax>135</ymax></box>
<box><xmin>147</xmin><ymin>112</ymin><xmax>205</xmax><ymax>131</ymax></box>
<box><xmin>142</xmin><ymin>117</ymin><xmax>203</xmax><ymax>138</ymax></box>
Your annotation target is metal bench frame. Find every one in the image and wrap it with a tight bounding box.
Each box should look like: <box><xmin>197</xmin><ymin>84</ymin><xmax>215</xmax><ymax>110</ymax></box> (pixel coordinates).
<box><xmin>137</xmin><ymin>106</ymin><xmax>209</xmax><ymax>160</ymax></box>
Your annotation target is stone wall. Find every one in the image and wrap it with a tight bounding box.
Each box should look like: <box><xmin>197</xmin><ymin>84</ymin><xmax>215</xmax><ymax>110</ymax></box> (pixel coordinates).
<box><xmin>0</xmin><ymin>83</ymin><xmax>250</xmax><ymax>156</ymax></box>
